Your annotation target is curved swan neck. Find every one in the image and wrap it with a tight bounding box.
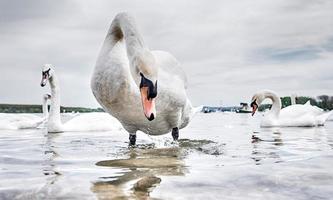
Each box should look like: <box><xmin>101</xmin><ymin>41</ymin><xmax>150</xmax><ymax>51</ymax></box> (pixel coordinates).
<box><xmin>100</xmin><ymin>13</ymin><xmax>146</xmax><ymax>63</ymax></box>
<box><xmin>264</xmin><ymin>91</ymin><xmax>281</xmax><ymax>117</ymax></box>
<box><xmin>48</xmin><ymin>74</ymin><xmax>62</xmax><ymax>126</ymax></box>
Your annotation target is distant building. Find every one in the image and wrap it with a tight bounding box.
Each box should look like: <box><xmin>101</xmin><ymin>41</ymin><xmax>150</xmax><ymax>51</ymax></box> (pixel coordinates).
<box><xmin>202</xmin><ymin>106</ymin><xmax>241</xmax><ymax>113</ymax></box>
<box><xmin>236</xmin><ymin>103</ymin><xmax>251</xmax><ymax>113</ymax></box>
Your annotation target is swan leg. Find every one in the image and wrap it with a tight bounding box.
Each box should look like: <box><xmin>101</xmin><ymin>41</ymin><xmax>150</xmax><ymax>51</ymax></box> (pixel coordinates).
<box><xmin>171</xmin><ymin>127</ymin><xmax>179</xmax><ymax>141</ymax></box>
<box><xmin>129</xmin><ymin>133</ymin><xmax>136</xmax><ymax>146</ymax></box>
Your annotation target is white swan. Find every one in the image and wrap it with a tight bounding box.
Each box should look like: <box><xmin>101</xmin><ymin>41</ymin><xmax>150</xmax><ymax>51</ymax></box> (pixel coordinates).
<box><xmin>0</xmin><ymin>94</ymin><xmax>51</xmax><ymax>130</ymax></box>
<box><xmin>290</xmin><ymin>94</ymin><xmax>297</xmax><ymax>105</ymax></box>
<box><xmin>91</xmin><ymin>13</ymin><xmax>197</xmax><ymax>145</ymax></box>
<box><xmin>250</xmin><ymin>90</ymin><xmax>333</xmax><ymax>127</ymax></box>
<box><xmin>42</xmin><ymin>94</ymin><xmax>51</xmax><ymax>118</ymax></box>
<box><xmin>40</xmin><ymin>64</ymin><xmax>123</xmax><ymax>133</ymax></box>
<box><xmin>37</xmin><ymin>93</ymin><xmax>52</xmax><ymax>128</ymax></box>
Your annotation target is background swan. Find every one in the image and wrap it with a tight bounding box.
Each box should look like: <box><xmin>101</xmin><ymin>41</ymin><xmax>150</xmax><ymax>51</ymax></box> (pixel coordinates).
<box><xmin>0</xmin><ymin>94</ymin><xmax>50</xmax><ymax>130</ymax></box>
<box><xmin>91</xmin><ymin>13</ymin><xmax>198</xmax><ymax>145</ymax></box>
<box><xmin>250</xmin><ymin>90</ymin><xmax>333</xmax><ymax>127</ymax></box>
<box><xmin>291</xmin><ymin>94</ymin><xmax>297</xmax><ymax>105</ymax></box>
<box><xmin>40</xmin><ymin>64</ymin><xmax>123</xmax><ymax>133</ymax></box>
<box><xmin>37</xmin><ymin>93</ymin><xmax>52</xmax><ymax>128</ymax></box>
<box><xmin>42</xmin><ymin>94</ymin><xmax>51</xmax><ymax>119</ymax></box>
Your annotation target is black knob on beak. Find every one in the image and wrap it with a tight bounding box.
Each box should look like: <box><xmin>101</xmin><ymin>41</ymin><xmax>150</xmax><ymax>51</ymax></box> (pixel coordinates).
<box><xmin>148</xmin><ymin>113</ymin><xmax>155</xmax><ymax>121</ymax></box>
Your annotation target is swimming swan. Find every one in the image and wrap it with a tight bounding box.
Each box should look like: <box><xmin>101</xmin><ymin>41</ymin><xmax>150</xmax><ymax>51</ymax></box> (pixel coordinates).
<box><xmin>40</xmin><ymin>64</ymin><xmax>123</xmax><ymax>133</ymax></box>
<box><xmin>250</xmin><ymin>90</ymin><xmax>333</xmax><ymax>127</ymax></box>
<box><xmin>42</xmin><ymin>94</ymin><xmax>51</xmax><ymax>119</ymax></box>
<box><xmin>91</xmin><ymin>13</ymin><xmax>198</xmax><ymax>145</ymax></box>
<box><xmin>37</xmin><ymin>93</ymin><xmax>52</xmax><ymax>128</ymax></box>
<box><xmin>0</xmin><ymin>94</ymin><xmax>50</xmax><ymax>130</ymax></box>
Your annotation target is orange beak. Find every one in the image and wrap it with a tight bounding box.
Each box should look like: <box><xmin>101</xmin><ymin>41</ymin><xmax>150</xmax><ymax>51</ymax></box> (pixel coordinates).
<box><xmin>140</xmin><ymin>87</ymin><xmax>156</xmax><ymax>121</ymax></box>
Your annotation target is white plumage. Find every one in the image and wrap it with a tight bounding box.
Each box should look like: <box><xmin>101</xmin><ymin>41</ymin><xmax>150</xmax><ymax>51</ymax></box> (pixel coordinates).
<box><xmin>251</xmin><ymin>90</ymin><xmax>332</xmax><ymax>127</ymax></box>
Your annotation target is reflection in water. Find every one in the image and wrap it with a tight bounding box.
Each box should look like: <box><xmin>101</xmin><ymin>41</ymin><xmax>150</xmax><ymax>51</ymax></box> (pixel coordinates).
<box><xmin>251</xmin><ymin>130</ymin><xmax>283</xmax><ymax>165</ymax></box>
<box><xmin>2</xmin><ymin>114</ymin><xmax>332</xmax><ymax>199</ymax></box>
<box><xmin>250</xmin><ymin>126</ymin><xmax>332</xmax><ymax>166</ymax></box>
<box><xmin>40</xmin><ymin>132</ymin><xmax>62</xmax><ymax>191</ymax></box>
<box><xmin>92</xmin><ymin>139</ymin><xmax>222</xmax><ymax>200</ymax></box>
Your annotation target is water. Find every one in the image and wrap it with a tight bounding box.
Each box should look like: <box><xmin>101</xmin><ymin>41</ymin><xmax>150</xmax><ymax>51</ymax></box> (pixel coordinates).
<box><xmin>0</xmin><ymin>113</ymin><xmax>333</xmax><ymax>200</ymax></box>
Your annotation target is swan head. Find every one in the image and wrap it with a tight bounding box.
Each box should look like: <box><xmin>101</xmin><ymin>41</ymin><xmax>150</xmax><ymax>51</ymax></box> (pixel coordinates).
<box><xmin>40</xmin><ymin>64</ymin><xmax>54</xmax><ymax>87</ymax></box>
<box><xmin>250</xmin><ymin>92</ymin><xmax>265</xmax><ymax>116</ymax></box>
<box><xmin>131</xmin><ymin>50</ymin><xmax>158</xmax><ymax>121</ymax></box>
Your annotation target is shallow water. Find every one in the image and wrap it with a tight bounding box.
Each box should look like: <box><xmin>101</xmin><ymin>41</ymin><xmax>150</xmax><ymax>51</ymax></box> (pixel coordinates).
<box><xmin>1</xmin><ymin>113</ymin><xmax>333</xmax><ymax>200</ymax></box>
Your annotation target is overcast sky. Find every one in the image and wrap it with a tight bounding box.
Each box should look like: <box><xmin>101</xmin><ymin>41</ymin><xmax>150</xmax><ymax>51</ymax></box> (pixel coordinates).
<box><xmin>0</xmin><ymin>0</ymin><xmax>332</xmax><ymax>107</ymax></box>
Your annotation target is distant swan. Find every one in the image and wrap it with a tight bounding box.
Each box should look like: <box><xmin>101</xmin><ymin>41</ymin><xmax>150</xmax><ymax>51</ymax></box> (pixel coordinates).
<box><xmin>290</xmin><ymin>94</ymin><xmax>297</xmax><ymax>105</ymax></box>
<box><xmin>91</xmin><ymin>13</ymin><xmax>199</xmax><ymax>145</ymax></box>
<box><xmin>40</xmin><ymin>64</ymin><xmax>123</xmax><ymax>133</ymax></box>
<box><xmin>42</xmin><ymin>94</ymin><xmax>51</xmax><ymax>119</ymax></box>
<box><xmin>250</xmin><ymin>90</ymin><xmax>333</xmax><ymax>127</ymax></box>
<box><xmin>0</xmin><ymin>94</ymin><xmax>50</xmax><ymax>130</ymax></box>
<box><xmin>37</xmin><ymin>93</ymin><xmax>52</xmax><ymax>128</ymax></box>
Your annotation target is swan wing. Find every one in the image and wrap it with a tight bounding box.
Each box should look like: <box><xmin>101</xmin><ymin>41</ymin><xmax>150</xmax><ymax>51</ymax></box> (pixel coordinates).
<box><xmin>0</xmin><ymin>114</ymin><xmax>18</xmax><ymax>129</ymax></box>
<box><xmin>279</xmin><ymin>104</ymin><xmax>331</xmax><ymax>126</ymax></box>
<box><xmin>278</xmin><ymin>113</ymin><xmax>316</xmax><ymax>127</ymax></box>
<box><xmin>280</xmin><ymin>104</ymin><xmax>323</xmax><ymax>118</ymax></box>
<box><xmin>0</xmin><ymin>113</ymin><xmax>44</xmax><ymax>129</ymax></box>
<box><xmin>152</xmin><ymin>50</ymin><xmax>188</xmax><ymax>88</ymax></box>
<box><xmin>280</xmin><ymin>105</ymin><xmax>310</xmax><ymax>118</ymax></box>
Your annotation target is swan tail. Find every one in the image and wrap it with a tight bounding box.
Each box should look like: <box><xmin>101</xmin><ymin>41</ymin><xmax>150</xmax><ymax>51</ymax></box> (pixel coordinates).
<box><xmin>316</xmin><ymin>110</ymin><xmax>333</xmax><ymax>126</ymax></box>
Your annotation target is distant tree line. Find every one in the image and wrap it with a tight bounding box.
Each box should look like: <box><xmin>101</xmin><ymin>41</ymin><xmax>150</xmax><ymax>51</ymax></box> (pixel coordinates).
<box><xmin>259</xmin><ymin>95</ymin><xmax>333</xmax><ymax>111</ymax></box>
<box><xmin>2</xmin><ymin>95</ymin><xmax>332</xmax><ymax>114</ymax></box>
<box><xmin>0</xmin><ymin>104</ymin><xmax>104</xmax><ymax>113</ymax></box>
